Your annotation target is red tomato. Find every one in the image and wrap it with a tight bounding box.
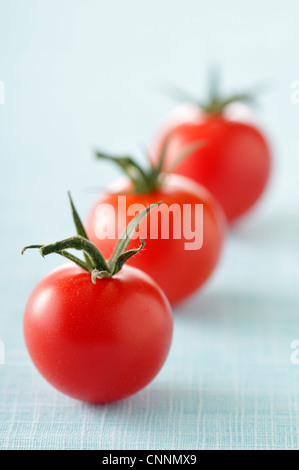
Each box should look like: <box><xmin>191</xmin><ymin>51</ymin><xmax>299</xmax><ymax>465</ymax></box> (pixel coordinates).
<box><xmin>87</xmin><ymin>174</ymin><xmax>225</xmax><ymax>306</ymax></box>
<box><xmin>24</xmin><ymin>263</ymin><xmax>173</xmax><ymax>403</ymax></box>
<box><xmin>151</xmin><ymin>105</ymin><xmax>271</xmax><ymax>223</ymax></box>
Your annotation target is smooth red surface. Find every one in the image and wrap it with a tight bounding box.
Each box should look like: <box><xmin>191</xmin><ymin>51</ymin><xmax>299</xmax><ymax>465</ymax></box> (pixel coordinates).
<box><xmin>87</xmin><ymin>174</ymin><xmax>226</xmax><ymax>306</ymax></box>
<box><xmin>152</xmin><ymin>113</ymin><xmax>271</xmax><ymax>223</ymax></box>
<box><xmin>24</xmin><ymin>263</ymin><xmax>173</xmax><ymax>403</ymax></box>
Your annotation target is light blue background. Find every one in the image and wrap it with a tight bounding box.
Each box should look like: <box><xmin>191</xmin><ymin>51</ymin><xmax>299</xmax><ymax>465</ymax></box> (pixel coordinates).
<box><xmin>1</xmin><ymin>0</ymin><xmax>299</xmax><ymax>450</ymax></box>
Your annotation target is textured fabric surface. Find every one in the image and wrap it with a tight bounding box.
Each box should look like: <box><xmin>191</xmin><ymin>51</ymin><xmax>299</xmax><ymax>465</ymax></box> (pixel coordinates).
<box><xmin>1</xmin><ymin>211</ymin><xmax>299</xmax><ymax>450</ymax></box>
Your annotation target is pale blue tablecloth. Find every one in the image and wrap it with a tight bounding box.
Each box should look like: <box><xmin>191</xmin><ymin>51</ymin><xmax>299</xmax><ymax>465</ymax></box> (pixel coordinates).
<box><xmin>1</xmin><ymin>0</ymin><xmax>299</xmax><ymax>450</ymax></box>
<box><xmin>1</xmin><ymin>187</ymin><xmax>299</xmax><ymax>450</ymax></box>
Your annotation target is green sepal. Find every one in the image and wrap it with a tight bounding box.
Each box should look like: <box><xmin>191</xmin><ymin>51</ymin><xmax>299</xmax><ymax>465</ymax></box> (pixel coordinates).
<box><xmin>22</xmin><ymin>244</ymin><xmax>92</xmax><ymax>272</ymax></box>
<box><xmin>161</xmin><ymin>67</ymin><xmax>263</xmax><ymax>116</ymax></box>
<box><xmin>68</xmin><ymin>192</ymin><xmax>94</xmax><ymax>269</ymax></box>
<box><xmin>107</xmin><ymin>202</ymin><xmax>161</xmax><ymax>273</ymax></box>
<box><xmin>22</xmin><ymin>195</ymin><xmax>160</xmax><ymax>283</ymax></box>
<box><xmin>94</xmin><ymin>137</ymin><xmax>204</xmax><ymax>194</ymax></box>
<box><xmin>95</xmin><ymin>152</ymin><xmax>150</xmax><ymax>193</ymax></box>
<box><xmin>111</xmin><ymin>239</ymin><xmax>145</xmax><ymax>275</ymax></box>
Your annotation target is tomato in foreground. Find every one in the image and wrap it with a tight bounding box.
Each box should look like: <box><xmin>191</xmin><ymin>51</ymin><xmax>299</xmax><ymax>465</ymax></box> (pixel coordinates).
<box><xmin>22</xmin><ymin>196</ymin><xmax>173</xmax><ymax>403</ymax></box>
<box><xmin>87</xmin><ymin>149</ymin><xmax>226</xmax><ymax>306</ymax></box>
<box><xmin>151</xmin><ymin>77</ymin><xmax>272</xmax><ymax>223</ymax></box>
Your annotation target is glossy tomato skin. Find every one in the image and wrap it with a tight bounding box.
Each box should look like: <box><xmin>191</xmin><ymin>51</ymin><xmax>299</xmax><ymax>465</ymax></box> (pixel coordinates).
<box><xmin>152</xmin><ymin>113</ymin><xmax>271</xmax><ymax>223</ymax></box>
<box><xmin>87</xmin><ymin>174</ymin><xmax>226</xmax><ymax>306</ymax></box>
<box><xmin>24</xmin><ymin>263</ymin><xmax>173</xmax><ymax>403</ymax></box>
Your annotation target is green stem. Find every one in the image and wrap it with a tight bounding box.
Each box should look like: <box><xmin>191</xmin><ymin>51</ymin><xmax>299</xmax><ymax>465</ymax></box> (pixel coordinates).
<box><xmin>94</xmin><ymin>137</ymin><xmax>204</xmax><ymax>193</ymax></box>
<box><xmin>95</xmin><ymin>152</ymin><xmax>152</xmax><ymax>193</ymax></box>
<box><xmin>162</xmin><ymin>68</ymin><xmax>261</xmax><ymax>116</ymax></box>
<box><xmin>22</xmin><ymin>194</ymin><xmax>160</xmax><ymax>284</ymax></box>
<box><xmin>108</xmin><ymin>203</ymin><xmax>161</xmax><ymax>272</ymax></box>
<box><xmin>40</xmin><ymin>236</ymin><xmax>110</xmax><ymax>273</ymax></box>
<box><xmin>67</xmin><ymin>192</ymin><xmax>94</xmax><ymax>269</ymax></box>
<box><xmin>21</xmin><ymin>244</ymin><xmax>42</xmax><ymax>255</ymax></box>
<box><xmin>55</xmin><ymin>250</ymin><xmax>91</xmax><ymax>271</ymax></box>
<box><xmin>22</xmin><ymin>244</ymin><xmax>91</xmax><ymax>271</ymax></box>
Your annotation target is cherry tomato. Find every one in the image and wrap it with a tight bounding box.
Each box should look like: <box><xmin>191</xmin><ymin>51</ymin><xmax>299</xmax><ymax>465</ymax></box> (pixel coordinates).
<box><xmin>87</xmin><ymin>173</ymin><xmax>225</xmax><ymax>306</ymax></box>
<box><xmin>23</xmin><ymin>196</ymin><xmax>173</xmax><ymax>403</ymax></box>
<box><xmin>151</xmin><ymin>79</ymin><xmax>272</xmax><ymax>223</ymax></box>
<box><xmin>24</xmin><ymin>263</ymin><xmax>172</xmax><ymax>403</ymax></box>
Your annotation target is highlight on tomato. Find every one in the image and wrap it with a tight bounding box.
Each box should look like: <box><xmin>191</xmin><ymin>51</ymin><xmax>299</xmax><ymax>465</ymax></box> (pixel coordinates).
<box><xmin>150</xmin><ymin>71</ymin><xmax>272</xmax><ymax>224</ymax></box>
<box><xmin>22</xmin><ymin>194</ymin><xmax>173</xmax><ymax>404</ymax></box>
<box><xmin>87</xmin><ymin>142</ymin><xmax>226</xmax><ymax>306</ymax></box>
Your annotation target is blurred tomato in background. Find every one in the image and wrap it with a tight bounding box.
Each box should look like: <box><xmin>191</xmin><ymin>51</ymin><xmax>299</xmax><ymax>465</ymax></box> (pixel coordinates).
<box><xmin>150</xmin><ymin>80</ymin><xmax>272</xmax><ymax>224</ymax></box>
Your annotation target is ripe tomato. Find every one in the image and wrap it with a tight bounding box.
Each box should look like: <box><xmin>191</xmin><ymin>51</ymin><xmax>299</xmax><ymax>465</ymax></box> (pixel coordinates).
<box><xmin>87</xmin><ymin>173</ymin><xmax>225</xmax><ymax>306</ymax></box>
<box><xmin>22</xmin><ymin>196</ymin><xmax>173</xmax><ymax>403</ymax></box>
<box><xmin>151</xmin><ymin>86</ymin><xmax>271</xmax><ymax>223</ymax></box>
<box><xmin>24</xmin><ymin>263</ymin><xmax>172</xmax><ymax>403</ymax></box>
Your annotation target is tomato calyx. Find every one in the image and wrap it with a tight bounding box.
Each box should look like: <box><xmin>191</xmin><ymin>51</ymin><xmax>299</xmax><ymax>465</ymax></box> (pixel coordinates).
<box><xmin>166</xmin><ymin>68</ymin><xmax>261</xmax><ymax>116</ymax></box>
<box><xmin>95</xmin><ymin>139</ymin><xmax>203</xmax><ymax>194</ymax></box>
<box><xmin>22</xmin><ymin>192</ymin><xmax>160</xmax><ymax>284</ymax></box>
<box><xmin>201</xmin><ymin>90</ymin><xmax>256</xmax><ymax>116</ymax></box>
